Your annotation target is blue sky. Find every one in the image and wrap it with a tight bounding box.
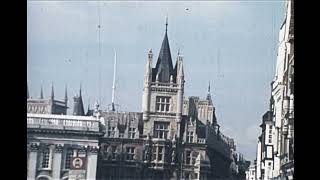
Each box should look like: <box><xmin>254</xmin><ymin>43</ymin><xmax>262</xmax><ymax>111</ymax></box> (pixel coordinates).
<box><xmin>27</xmin><ymin>1</ymin><xmax>286</xmax><ymax>161</ymax></box>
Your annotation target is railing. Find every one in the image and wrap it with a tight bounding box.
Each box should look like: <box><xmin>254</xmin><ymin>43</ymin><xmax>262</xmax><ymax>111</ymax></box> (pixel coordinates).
<box><xmin>27</xmin><ymin>114</ymin><xmax>100</xmax><ymax>132</ymax></box>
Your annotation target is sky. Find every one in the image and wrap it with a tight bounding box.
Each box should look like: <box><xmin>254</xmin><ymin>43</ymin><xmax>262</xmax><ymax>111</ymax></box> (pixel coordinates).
<box><xmin>27</xmin><ymin>0</ymin><xmax>286</xmax><ymax>161</ymax></box>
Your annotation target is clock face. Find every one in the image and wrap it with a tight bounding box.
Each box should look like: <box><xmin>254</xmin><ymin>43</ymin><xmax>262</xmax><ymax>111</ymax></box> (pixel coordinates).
<box><xmin>72</xmin><ymin>157</ymin><xmax>84</xmax><ymax>169</ymax></box>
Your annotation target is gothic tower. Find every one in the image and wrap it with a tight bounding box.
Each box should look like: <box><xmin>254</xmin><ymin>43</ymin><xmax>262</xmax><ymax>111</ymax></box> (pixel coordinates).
<box><xmin>141</xmin><ymin>18</ymin><xmax>185</xmax><ymax>176</ymax></box>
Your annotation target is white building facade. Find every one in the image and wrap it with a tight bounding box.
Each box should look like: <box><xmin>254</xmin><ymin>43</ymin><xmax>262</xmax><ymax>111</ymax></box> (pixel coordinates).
<box><xmin>246</xmin><ymin>163</ymin><xmax>256</xmax><ymax>180</ymax></box>
<box><xmin>255</xmin><ymin>0</ymin><xmax>294</xmax><ymax>180</ymax></box>
<box><xmin>27</xmin><ymin>113</ymin><xmax>102</xmax><ymax>180</ymax></box>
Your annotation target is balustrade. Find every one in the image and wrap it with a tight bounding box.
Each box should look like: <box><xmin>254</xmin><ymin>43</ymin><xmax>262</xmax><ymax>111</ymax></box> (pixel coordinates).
<box><xmin>27</xmin><ymin>114</ymin><xmax>99</xmax><ymax>132</ymax></box>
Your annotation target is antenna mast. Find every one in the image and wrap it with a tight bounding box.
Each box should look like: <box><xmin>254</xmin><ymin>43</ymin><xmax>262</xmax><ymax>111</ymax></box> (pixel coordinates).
<box><xmin>111</xmin><ymin>49</ymin><xmax>117</xmax><ymax>112</ymax></box>
<box><xmin>217</xmin><ymin>48</ymin><xmax>223</xmax><ymax>78</ymax></box>
<box><xmin>97</xmin><ymin>2</ymin><xmax>102</xmax><ymax>104</ymax></box>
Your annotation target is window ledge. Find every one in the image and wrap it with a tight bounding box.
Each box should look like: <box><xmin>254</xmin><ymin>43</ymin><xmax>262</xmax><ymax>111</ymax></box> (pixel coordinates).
<box><xmin>38</xmin><ymin>168</ymin><xmax>52</xmax><ymax>171</ymax></box>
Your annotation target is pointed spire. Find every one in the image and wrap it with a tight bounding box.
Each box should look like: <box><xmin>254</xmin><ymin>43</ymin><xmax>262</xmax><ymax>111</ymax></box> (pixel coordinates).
<box><xmin>73</xmin><ymin>86</ymin><xmax>85</xmax><ymax>116</ymax></box>
<box><xmin>50</xmin><ymin>81</ymin><xmax>54</xmax><ymax>100</ymax></box>
<box><xmin>64</xmin><ymin>84</ymin><xmax>68</xmax><ymax>103</ymax></box>
<box><xmin>206</xmin><ymin>81</ymin><xmax>213</xmax><ymax>105</ymax></box>
<box><xmin>40</xmin><ymin>85</ymin><xmax>44</xmax><ymax>99</ymax></box>
<box><xmin>87</xmin><ymin>100</ymin><xmax>90</xmax><ymax>112</ymax></box>
<box><xmin>153</xmin><ymin>16</ymin><xmax>174</xmax><ymax>83</ymax></box>
<box><xmin>79</xmin><ymin>83</ymin><xmax>82</xmax><ymax>97</ymax></box>
<box><xmin>178</xmin><ymin>59</ymin><xmax>184</xmax><ymax>77</ymax></box>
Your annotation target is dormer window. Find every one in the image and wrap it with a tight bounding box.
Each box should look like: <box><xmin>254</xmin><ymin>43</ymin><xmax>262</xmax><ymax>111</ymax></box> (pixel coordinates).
<box><xmin>128</xmin><ymin>128</ymin><xmax>136</xmax><ymax>139</ymax></box>
<box><xmin>186</xmin><ymin>131</ymin><xmax>194</xmax><ymax>143</ymax></box>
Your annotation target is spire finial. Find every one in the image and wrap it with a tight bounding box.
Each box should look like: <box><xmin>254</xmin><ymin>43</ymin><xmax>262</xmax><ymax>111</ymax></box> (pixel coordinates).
<box><xmin>50</xmin><ymin>81</ymin><xmax>54</xmax><ymax>100</ymax></box>
<box><xmin>79</xmin><ymin>82</ymin><xmax>82</xmax><ymax>97</ymax></box>
<box><xmin>40</xmin><ymin>84</ymin><xmax>44</xmax><ymax>99</ymax></box>
<box><xmin>64</xmin><ymin>84</ymin><xmax>68</xmax><ymax>103</ymax></box>
<box><xmin>88</xmin><ymin>99</ymin><xmax>90</xmax><ymax>112</ymax></box>
<box><xmin>208</xmin><ymin>81</ymin><xmax>211</xmax><ymax>94</ymax></box>
<box><xmin>165</xmin><ymin>14</ymin><xmax>168</xmax><ymax>32</ymax></box>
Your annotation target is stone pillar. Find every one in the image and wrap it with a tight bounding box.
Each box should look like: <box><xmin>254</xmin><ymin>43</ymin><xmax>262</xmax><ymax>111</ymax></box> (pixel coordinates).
<box><xmin>52</xmin><ymin>144</ymin><xmax>63</xmax><ymax>179</ymax></box>
<box><xmin>27</xmin><ymin>143</ymin><xmax>39</xmax><ymax>180</ymax></box>
<box><xmin>86</xmin><ymin>146</ymin><xmax>99</xmax><ymax>180</ymax></box>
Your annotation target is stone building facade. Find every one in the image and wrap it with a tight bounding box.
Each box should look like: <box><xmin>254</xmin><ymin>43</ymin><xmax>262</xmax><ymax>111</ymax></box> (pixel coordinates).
<box><xmin>27</xmin><ymin>21</ymin><xmax>249</xmax><ymax>180</ymax></box>
<box><xmin>255</xmin><ymin>1</ymin><xmax>294</xmax><ymax>180</ymax></box>
<box><xmin>27</xmin><ymin>84</ymin><xmax>68</xmax><ymax>115</ymax></box>
<box><xmin>27</xmin><ymin>113</ymin><xmax>102</xmax><ymax>180</ymax></box>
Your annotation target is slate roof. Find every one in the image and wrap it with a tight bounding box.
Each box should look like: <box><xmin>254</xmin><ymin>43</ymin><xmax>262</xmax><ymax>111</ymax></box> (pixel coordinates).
<box><xmin>73</xmin><ymin>95</ymin><xmax>85</xmax><ymax>116</ymax></box>
<box><xmin>152</xmin><ymin>30</ymin><xmax>175</xmax><ymax>83</ymax></box>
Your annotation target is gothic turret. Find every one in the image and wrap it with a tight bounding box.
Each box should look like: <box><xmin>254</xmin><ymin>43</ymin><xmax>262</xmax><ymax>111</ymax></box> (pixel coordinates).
<box><xmin>73</xmin><ymin>84</ymin><xmax>85</xmax><ymax>116</ymax></box>
<box><xmin>206</xmin><ymin>81</ymin><xmax>213</xmax><ymax>105</ymax></box>
<box><xmin>176</xmin><ymin>53</ymin><xmax>184</xmax><ymax>124</ymax></box>
<box><xmin>142</xmin><ymin>49</ymin><xmax>153</xmax><ymax>121</ymax></box>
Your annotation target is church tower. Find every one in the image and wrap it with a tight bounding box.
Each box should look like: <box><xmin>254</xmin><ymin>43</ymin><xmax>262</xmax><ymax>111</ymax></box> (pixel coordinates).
<box><xmin>141</xmin><ymin>18</ymin><xmax>185</xmax><ymax>174</ymax></box>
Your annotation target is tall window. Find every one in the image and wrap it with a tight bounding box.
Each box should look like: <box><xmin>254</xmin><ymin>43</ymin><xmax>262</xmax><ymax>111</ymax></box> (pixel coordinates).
<box><xmin>126</xmin><ymin>147</ymin><xmax>135</xmax><ymax>160</ymax></box>
<box><xmin>268</xmin><ymin>135</ymin><xmax>272</xmax><ymax>143</ymax></box>
<box><xmin>152</xmin><ymin>147</ymin><xmax>157</xmax><ymax>161</ymax></box>
<box><xmin>108</xmin><ymin>126</ymin><xmax>115</xmax><ymax>137</ymax></box>
<box><xmin>191</xmin><ymin>152</ymin><xmax>197</xmax><ymax>165</ymax></box>
<box><xmin>269</xmin><ymin>125</ymin><xmax>272</xmax><ymax>134</ymax></box>
<box><xmin>128</xmin><ymin>128</ymin><xmax>136</xmax><ymax>139</ymax></box>
<box><xmin>151</xmin><ymin>146</ymin><xmax>164</xmax><ymax>162</ymax></box>
<box><xmin>185</xmin><ymin>150</ymin><xmax>191</xmax><ymax>165</ymax></box>
<box><xmin>64</xmin><ymin>149</ymin><xmax>73</xmax><ymax>169</ymax></box>
<box><xmin>111</xmin><ymin>146</ymin><xmax>117</xmax><ymax>160</ymax></box>
<box><xmin>156</xmin><ymin>96</ymin><xmax>171</xmax><ymax>112</ymax></box>
<box><xmin>186</xmin><ymin>131</ymin><xmax>194</xmax><ymax>143</ymax></box>
<box><xmin>158</xmin><ymin>146</ymin><xmax>163</xmax><ymax>161</ymax></box>
<box><xmin>41</xmin><ymin>148</ymin><xmax>51</xmax><ymax>169</ymax></box>
<box><xmin>154</xmin><ymin>122</ymin><xmax>169</xmax><ymax>139</ymax></box>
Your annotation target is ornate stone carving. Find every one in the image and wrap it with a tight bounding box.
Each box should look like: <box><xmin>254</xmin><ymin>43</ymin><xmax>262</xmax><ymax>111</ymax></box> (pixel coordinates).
<box><xmin>88</xmin><ymin>146</ymin><xmax>99</xmax><ymax>154</ymax></box>
<box><xmin>29</xmin><ymin>142</ymin><xmax>40</xmax><ymax>152</ymax></box>
<box><xmin>79</xmin><ymin>148</ymin><xmax>87</xmax><ymax>153</ymax></box>
<box><xmin>54</xmin><ymin>144</ymin><xmax>64</xmax><ymax>153</ymax></box>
